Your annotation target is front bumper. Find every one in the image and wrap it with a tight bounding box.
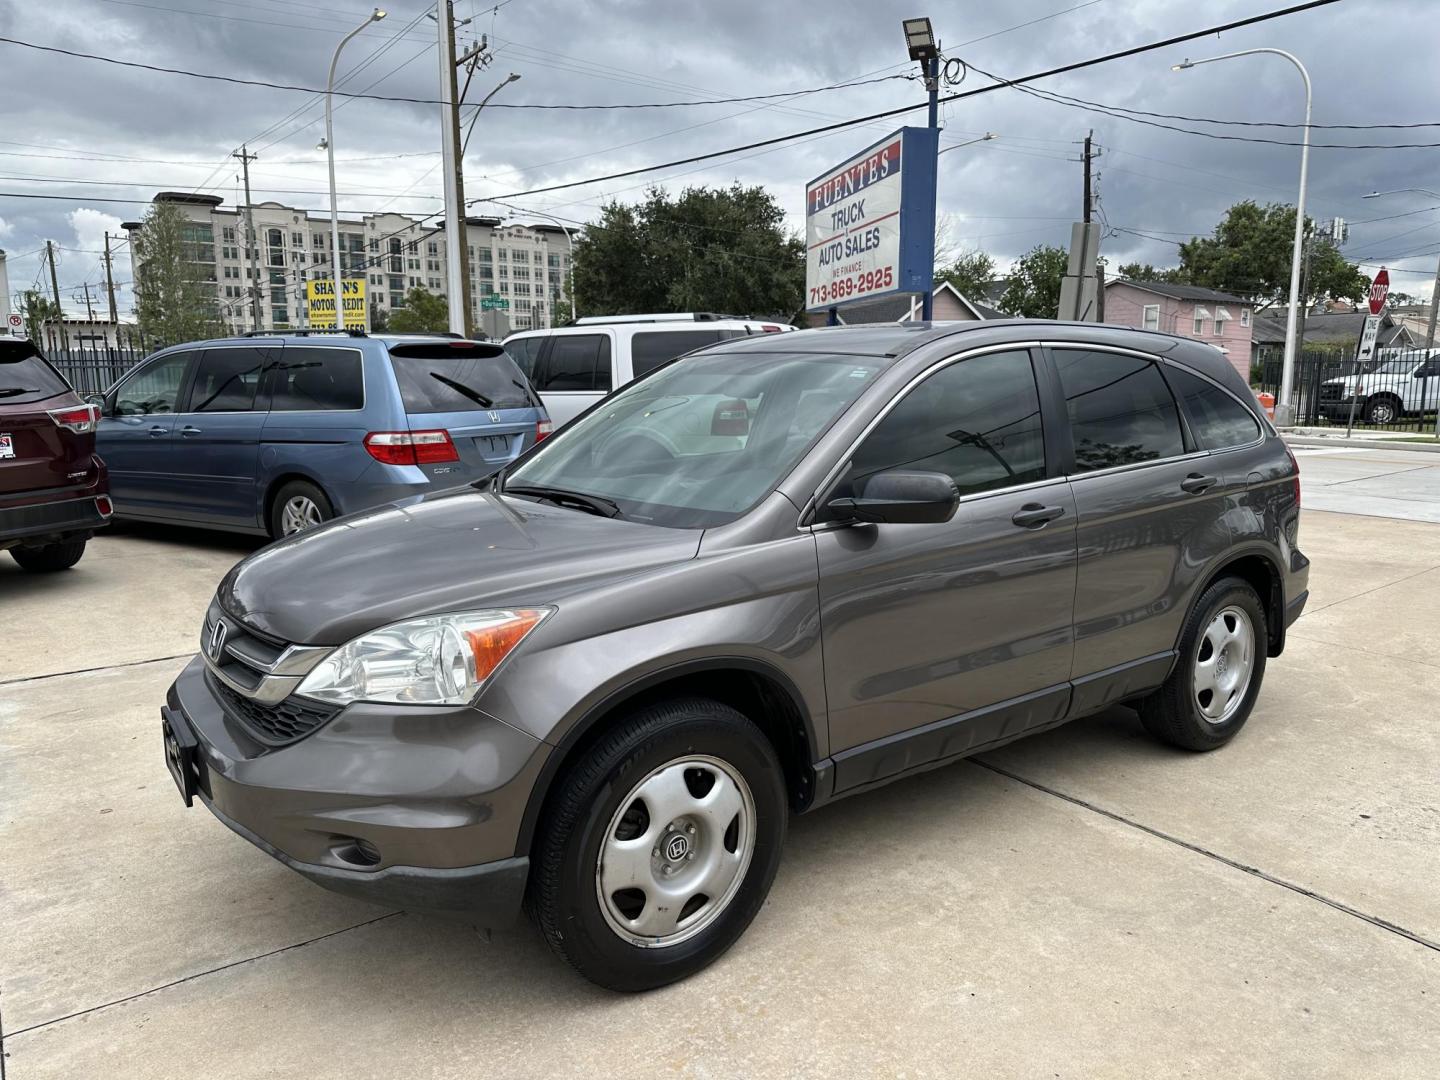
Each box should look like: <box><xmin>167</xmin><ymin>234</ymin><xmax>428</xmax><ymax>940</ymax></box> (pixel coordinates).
<box><xmin>164</xmin><ymin>655</ymin><xmax>550</xmax><ymax>924</ymax></box>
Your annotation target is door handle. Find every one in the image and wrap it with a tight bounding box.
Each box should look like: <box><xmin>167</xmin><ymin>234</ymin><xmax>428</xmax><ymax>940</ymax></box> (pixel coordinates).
<box><xmin>1181</xmin><ymin>473</ymin><xmax>1218</xmax><ymax>494</ymax></box>
<box><xmin>180</xmin><ymin>425</ymin><xmax>202</xmax><ymax>437</ymax></box>
<box><xmin>148</xmin><ymin>425</ymin><xmax>166</xmax><ymax>437</ymax></box>
<box><xmin>1011</xmin><ymin>503</ymin><xmax>1065</xmax><ymax>528</ymax></box>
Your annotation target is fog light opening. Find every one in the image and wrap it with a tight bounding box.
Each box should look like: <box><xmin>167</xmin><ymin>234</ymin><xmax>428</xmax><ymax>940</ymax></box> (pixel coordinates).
<box><xmin>333</xmin><ymin>837</ymin><xmax>382</xmax><ymax>867</ymax></box>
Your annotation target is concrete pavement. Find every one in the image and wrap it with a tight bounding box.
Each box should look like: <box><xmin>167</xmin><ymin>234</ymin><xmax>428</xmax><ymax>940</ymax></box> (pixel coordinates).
<box><xmin>3</xmin><ymin>508</ymin><xmax>1438</xmax><ymax>1078</ymax></box>
<box><xmin>1291</xmin><ymin>444</ymin><xmax>1440</xmax><ymax>523</ymax></box>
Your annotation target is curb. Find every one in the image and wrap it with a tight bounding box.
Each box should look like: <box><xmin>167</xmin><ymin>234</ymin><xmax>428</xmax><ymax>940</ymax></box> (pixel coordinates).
<box><xmin>1282</xmin><ymin>434</ymin><xmax>1440</xmax><ymax>454</ymax></box>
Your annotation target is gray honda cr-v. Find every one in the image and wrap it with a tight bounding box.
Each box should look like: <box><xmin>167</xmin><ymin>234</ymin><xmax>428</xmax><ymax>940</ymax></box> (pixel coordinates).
<box><xmin>162</xmin><ymin>321</ymin><xmax>1308</xmax><ymax>991</ymax></box>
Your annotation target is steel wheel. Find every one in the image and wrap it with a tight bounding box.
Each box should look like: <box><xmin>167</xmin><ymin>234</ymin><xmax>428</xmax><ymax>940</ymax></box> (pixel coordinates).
<box><xmin>1367</xmin><ymin>399</ymin><xmax>1397</xmax><ymax>424</ymax></box>
<box><xmin>1193</xmin><ymin>605</ymin><xmax>1255</xmax><ymax>725</ymax></box>
<box><xmin>596</xmin><ymin>754</ymin><xmax>756</xmax><ymax>948</ymax></box>
<box><xmin>280</xmin><ymin>494</ymin><xmax>322</xmax><ymax>535</ymax></box>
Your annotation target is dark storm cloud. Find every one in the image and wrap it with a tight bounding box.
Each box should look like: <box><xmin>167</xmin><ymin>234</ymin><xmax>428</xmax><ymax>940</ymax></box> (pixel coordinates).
<box><xmin>3</xmin><ymin>0</ymin><xmax>1436</xmax><ymax>314</ymax></box>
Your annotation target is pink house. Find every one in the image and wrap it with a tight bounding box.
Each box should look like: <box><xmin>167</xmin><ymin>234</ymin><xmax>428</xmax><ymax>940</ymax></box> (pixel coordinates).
<box><xmin>1104</xmin><ymin>280</ymin><xmax>1255</xmax><ymax>382</ymax></box>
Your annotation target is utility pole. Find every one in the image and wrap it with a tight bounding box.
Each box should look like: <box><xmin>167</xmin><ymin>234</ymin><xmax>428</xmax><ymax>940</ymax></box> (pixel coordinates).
<box><xmin>1082</xmin><ymin>130</ymin><xmax>1096</xmax><ymax>224</ymax></box>
<box><xmin>102</xmin><ymin>233</ymin><xmax>119</xmax><ymax>324</ymax></box>
<box><xmin>438</xmin><ymin>0</ymin><xmax>475</xmax><ymax>338</ymax></box>
<box><xmin>80</xmin><ymin>281</ymin><xmax>96</xmax><ymax>323</ymax></box>
<box><xmin>233</xmin><ymin>145</ymin><xmax>262</xmax><ymax>332</ymax></box>
<box><xmin>1425</xmin><ymin>253</ymin><xmax>1440</xmax><ymax>349</ymax></box>
<box><xmin>45</xmin><ymin>240</ymin><xmax>69</xmax><ymax>351</ymax></box>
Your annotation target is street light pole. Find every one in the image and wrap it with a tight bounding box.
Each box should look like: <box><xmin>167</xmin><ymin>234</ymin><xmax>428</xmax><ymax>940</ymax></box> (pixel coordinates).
<box><xmin>1363</xmin><ymin>188</ymin><xmax>1440</xmax><ymax>348</ymax></box>
<box><xmin>325</xmin><ymin>8</ymin><xmax>385</xmax><ymax>333</ymax></box>
<box><xmin>516</xmin><ymin>209</ymin><xmax>576</xmax><ymax>325</ymax></box>
<box><xmin>1176</xmin><ymin>48</ymin><xmax>1311</xmax><ymax>426</ymax></box>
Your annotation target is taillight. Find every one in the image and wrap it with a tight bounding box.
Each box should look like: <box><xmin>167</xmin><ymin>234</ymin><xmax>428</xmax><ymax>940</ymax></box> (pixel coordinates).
<box><xmin>49</xmin><ymin>403</ymin><xmax>100</xmax><ymax>434</ymax></box>
<box><xmin>364</xmin><ymin>430</ymin><xmax>459</xmax><ymax>466</ymax></box>
<box><xmin>96</xmin><ymin>494</ymin><xmax>113</xmax><ymax>517</ymax></box>
<box><xmin>535</xmin><ymin>419</ymin><xmax>553</xmax><ymax>443</ymax></box>
<box><xmin>761</xmin><ymin>324</ymin><xmax>783</xmax><ymax>333</ymax></box>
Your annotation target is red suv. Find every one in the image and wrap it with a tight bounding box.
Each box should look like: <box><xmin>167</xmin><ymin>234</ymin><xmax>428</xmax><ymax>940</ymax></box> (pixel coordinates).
<box><xmin>1</xmin><ymin>339</ymin><xmax>111</xmax><ymax>572</ymax></box>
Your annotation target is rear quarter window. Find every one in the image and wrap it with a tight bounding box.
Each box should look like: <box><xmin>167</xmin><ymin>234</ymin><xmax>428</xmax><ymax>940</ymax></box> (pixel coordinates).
<box><xmin>502</xmin><ymin>335</ymin><xmax>546</xmax><ymax>380</ymax></box>
<box><xmin>267</xmin><ymin>347</ymin><xmax>364</xmax><ymax>411</ymax></box>
<box><xmin>388</xmin><ymin>342</ymin><xmax>536</xmax><ymax>412</ymax></box>
<box><xmin>0</xmin><ymin>341</ymin><xmax>71</xmax><ymax>403</ymax></box>
<box><xmin>1164</xmin><ymin>365</ymin><xmax>1261</xmax><ymax>450</ymax></box>
<box><xmin>629</xmin><ymin>330</ymin><xmax>727</xmax><ymax>378</ymax></box>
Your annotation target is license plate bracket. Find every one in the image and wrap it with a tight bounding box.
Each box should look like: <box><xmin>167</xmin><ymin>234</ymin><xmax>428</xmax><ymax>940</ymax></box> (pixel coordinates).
<box><xmin>162</xmin><ymin>706</ymin><xmax>199</xmax><ymax>807</ymax></box>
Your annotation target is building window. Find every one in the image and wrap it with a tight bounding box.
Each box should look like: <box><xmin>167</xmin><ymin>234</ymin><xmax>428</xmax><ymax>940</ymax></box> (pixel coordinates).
<box><xmin>513</xmin><ymin>250</ymin><xmax>528</xmax><ymax>264</ymax></box>
<box><xmin>426</xmin><ymin>258</ymin><xmax>439</xmax><ymax>272</ymax></box>
<box><xmin>477</xmin><ymin>249</ymin><xmax>492</xmax><ymax>264</ymax></box>
<box><xmin>313</xmin><ymin>232</ymin><xmax>326</xmax><ymax>248</ymax></box>
<box><xmin>427</xmin><ymin>241</ymin><xmax>438</xmax><ymax>255</ymax></box>
<box><xmin>1240</xmin><ymin>309</ymin><xmax>1250</xmax><ymax>327</ymax></box>
<box><xmin>428</xmin><ymin>277</ymin><xmax>441</xmax><ymax>290</ymax></box>
<box><xmin>1193</xmin><ymin>308</ymin><xmax>1208</xmax><ymax>336</ymax></box>
<box><xmin>291</xmin><ymin>231</ymin><xmax>303</xmax><ymax>247</ymax></box>
<box><xmin>223</xmin><ymin>226</ymin><xmax>236</xmax><ymax>242</ymax></box>
<box><xmin>369</xmin><ymin>238</ymin><xmax>379</xmax><ymax>252</ymax></box>
<box><xmin>1142</xmin><ymin>304</ymin><xmax>1160</xmax><ymax>331</ymax></box>
<box><xmin>497</xmin><ymin>249</ymin><xmax>507</xmax><ymax>261</ymax></box>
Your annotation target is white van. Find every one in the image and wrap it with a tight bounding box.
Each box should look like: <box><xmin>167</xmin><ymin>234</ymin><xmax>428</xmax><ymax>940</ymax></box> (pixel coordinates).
<box><xmin>502</xmin><ymin>313</ymin><xmax>795</xmax><ymax>428</ymax></box>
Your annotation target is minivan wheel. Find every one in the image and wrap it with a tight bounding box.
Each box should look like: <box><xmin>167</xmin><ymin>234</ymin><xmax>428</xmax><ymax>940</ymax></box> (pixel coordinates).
<box><xmin>1138</xmin><ymin>576</ymin><xmax>1267</xmax><ymax>751</ymax></box>
<box><xmin>269</xmin><ymin>480</ymin><xmax>333</xmax><ymax>538</ymax></box>
<box><xmin>10</xmin><ymin>538</ymin><xmax>87</xmax><ymax>572</ymax></box>
<box><xmin>530</xmin><ymin>697</ymin><xmax>787</xmax><ymax>992</ymax></box>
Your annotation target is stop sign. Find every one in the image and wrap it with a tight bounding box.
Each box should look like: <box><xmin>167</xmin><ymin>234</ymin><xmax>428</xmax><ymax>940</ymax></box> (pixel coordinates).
<box><xmin>1369</xmin><ymin>268</ymin><xmax>1390</xmax><ymax>316</ymax></box>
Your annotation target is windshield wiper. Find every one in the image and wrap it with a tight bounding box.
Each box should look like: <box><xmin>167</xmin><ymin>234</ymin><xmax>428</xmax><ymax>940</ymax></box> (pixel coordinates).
<box><xmin>430</xmin><ymin>371</ymin><xmax>492</xmax><ymax>408</ymax></box>
<box><xmin>0</xmin><ymin>387</ymin><xmax>41</xmax><ymax>397</ymax></box>
<box><xmin>502</xmin><ymin>484</ymin><xmax>622</xmax><ymax>518</ymax></box>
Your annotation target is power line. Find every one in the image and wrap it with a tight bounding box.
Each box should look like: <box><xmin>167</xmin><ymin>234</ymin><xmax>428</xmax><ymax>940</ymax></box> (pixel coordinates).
<box><xmin>0</xmin><ymin>173</ymin><xmax>442</xmax><ymax>200</ymax></box>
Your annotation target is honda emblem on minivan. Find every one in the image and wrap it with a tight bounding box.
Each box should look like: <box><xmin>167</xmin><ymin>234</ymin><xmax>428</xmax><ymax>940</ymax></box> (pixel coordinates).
<box><xmin>487</xmin><ymin>410</ymin><xmax>501</xmax><ymax>423</ymax></box>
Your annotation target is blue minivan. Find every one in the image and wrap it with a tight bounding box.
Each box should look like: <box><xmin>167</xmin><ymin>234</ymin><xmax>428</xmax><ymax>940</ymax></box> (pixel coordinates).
<box><xmin>94</xmin><ymin>331</ymin><xmax>550</xmax><ymax>537</ymax></box>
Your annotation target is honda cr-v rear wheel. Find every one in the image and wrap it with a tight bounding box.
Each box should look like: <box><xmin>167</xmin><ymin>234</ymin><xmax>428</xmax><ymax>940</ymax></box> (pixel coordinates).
<box><xmin>531</xmin><ymin>697</ymin><xmax>787</xmax><ymax>991</ymax></box>
<box><xmin>1139</xmin><ymin>576</ymin><xmax>1266</xmax><ymax>751</ymax></box>
<box><xmin>11</xmin><ymin>538</ymin><xmax>87</xmax><ymax>572</ymax></box>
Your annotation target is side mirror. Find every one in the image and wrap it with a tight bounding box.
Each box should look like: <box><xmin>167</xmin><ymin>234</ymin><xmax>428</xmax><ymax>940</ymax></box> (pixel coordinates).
<box><xmin>826</xmin><ymin>469</ymin><xmax>959</xmax><ymax>525</ymax></box>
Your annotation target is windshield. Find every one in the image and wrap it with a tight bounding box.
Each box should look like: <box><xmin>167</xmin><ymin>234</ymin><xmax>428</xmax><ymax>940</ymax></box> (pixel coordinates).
<box><xmin>505</xmin><ymin>350</ymin><xmax>885</xmax><ymax>528</ymax></box>
<box><xmin>388</xmin><ymin>342</ymin><xmax>537</xmax><ymax>412</ymax></box>
<box><xmin>1368</xmin><ymin>359</ymin><xmax>1416</xmax><ymax>374</ymax></box>
<box><xmin>1</xmin><ymin>341</ymin><xmax>71</xmax><ymax>403</ymax></box>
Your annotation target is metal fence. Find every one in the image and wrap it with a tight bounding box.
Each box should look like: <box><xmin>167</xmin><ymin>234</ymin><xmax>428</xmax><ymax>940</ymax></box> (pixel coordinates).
<box><xmin>1254</xmin><ymin>346</ymin><xmax>1440</xmax><ymax>436</ymax></box>
<box><xmin>46</xmin><ymin>346</ymin><xmax>150</xmax><ymax>396</ymax></box>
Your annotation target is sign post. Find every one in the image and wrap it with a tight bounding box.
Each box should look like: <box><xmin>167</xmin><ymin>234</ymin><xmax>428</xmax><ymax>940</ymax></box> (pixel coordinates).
<box><xmin>1347</xmin><ymin>267</ymin><xmax>1390</xmax><ymax>434</ymax></box>
<box><xmin>805</xmin><ymin>127</ymin><xmax>938</xmax><ymax>320</ymax></box>
<box><xmin>306</xmin><ymin>278</ymin><xmax>367</xmax><ymax>330</ymax></box>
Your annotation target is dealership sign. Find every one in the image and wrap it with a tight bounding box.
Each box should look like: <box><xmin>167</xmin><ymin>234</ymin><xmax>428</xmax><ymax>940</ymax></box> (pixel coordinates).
<box><xmin>805</xmin><ymin>127</ymin><xmax>938</xmax><ymax>312</ymax></box>
<box><xmin>307</xmin><ymin>278</ymin><xmax>367</xmax><ymax>330</ymax></box>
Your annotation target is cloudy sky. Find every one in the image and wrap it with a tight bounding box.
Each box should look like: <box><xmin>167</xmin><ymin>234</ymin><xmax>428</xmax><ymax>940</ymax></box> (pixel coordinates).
<box><xmin>3</xmin><ymin>0</ymin><xmax>1436</xmax><ymax>319</ymax></box>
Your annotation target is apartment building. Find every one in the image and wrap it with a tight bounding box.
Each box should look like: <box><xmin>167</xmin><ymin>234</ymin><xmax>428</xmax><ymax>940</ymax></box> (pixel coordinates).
<box><xmin>123</xmin><ymin>192</ymin><xmax>573</xmax><ymax>337</ymax></box>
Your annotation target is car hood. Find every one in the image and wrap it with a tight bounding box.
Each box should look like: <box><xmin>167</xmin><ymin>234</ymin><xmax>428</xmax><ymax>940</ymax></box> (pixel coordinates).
<box><xmin>217</xmin><ymin>488</ymin><xmax>702</xmax><ymax>645</ymax></box>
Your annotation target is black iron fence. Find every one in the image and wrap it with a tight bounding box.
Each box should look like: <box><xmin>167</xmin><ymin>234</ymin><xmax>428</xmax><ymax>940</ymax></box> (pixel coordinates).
<box><xmin>47</xmin><ymin>346</ymin><xmax>149</xmax><ymax>396</ymax></box>
<box><xmin>1254</xmin><ymin>346</ymin><xmax>1440</xmax><ymax>435</ymax></box>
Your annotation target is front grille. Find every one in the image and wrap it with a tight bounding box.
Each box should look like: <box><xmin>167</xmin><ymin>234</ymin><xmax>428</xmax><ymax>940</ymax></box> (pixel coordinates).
<box><xmin>208</xmin><ymin>671</ymin><xmax>340</xmax><ymax>746</ymax></box>
<box><xmin>1319</xmin><ymin>384</ymin><xmax>1342</xmax><ymax>402</ymax></box>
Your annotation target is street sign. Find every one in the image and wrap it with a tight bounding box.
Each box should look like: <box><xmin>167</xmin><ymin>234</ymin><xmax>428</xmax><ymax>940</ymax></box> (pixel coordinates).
<box><xmin>7</xmin><ymin>313</ymin><xmax>23</xmax><ymax>337</ymax></box>
<box><xmin>306</xmin><ymin>278</ymin><xmax>367</xmax><ymax>329</ymax></box>
<box><xmin>1357</xmin><ymin>313</ymin><xmax>1382</xmax><ymax>362</ymax></box>
<box><xmin>804</xmin><ymin>126</ymin><xmax>938</xmax><ymax>312</ymax></box>
<box><xmin>480</xmin><ymin>294</ymin><xmax>509</xmax><ymax>311</ymax></box>
<box><xmin>1369</xmin><ymin>267</ymin><xmax>1390</xmax><ymax>316</ymax></box>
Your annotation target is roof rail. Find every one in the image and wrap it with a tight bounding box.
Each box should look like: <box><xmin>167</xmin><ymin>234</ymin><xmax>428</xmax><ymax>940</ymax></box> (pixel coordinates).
<box><xmin>243</xmin><ymin>328</ymin><xmax>367</xmax><ymax>337</ymax></box>
<box><xmin>572</xmin><ymin>312</ymin><xmax>738</xmax><ymax>325</ymax></box>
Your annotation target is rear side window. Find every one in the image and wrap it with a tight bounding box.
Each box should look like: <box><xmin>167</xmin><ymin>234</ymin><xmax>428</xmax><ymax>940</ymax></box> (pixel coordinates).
<box><xmin>0</xmin><ymin>341</ymin><xmax>70</xmax><ymax>403</ymax></box>
<box><xmin>1165</xmin><ymin>366</ymin><xmax>1261</xmax><ymax>450</ymax></box>
<box><xmin>1053</xmin><ymin>350</ymin><xmax>1185</xmax><ymax>472</ymax></box>
<box><xmin>388</xmin><ymin>343</ymin><xmax>535</xmax><ymax>412</ymax></box>
<box><xmin>187</xmin><ymin>347</ymin><xmax>270</xmax><ymax>412</ymax></box>
<box><xmin>630</xmin><ymin>330</ymin><xmax>725</xmax><ymax>378</ymax></box>
<box><xmin>537</xmin><ymin>334</ymin><xmax>612</xmax><ymax>392</ymax></box>
<box><xmin>267</xmin><ymin>347</ymin><xmax>364</xmax><ymax>411</ymax></box>
<box><xmin>503</xmin><ymin>336</ymin><xmax>545</xmax><ymax>379</ymax></box>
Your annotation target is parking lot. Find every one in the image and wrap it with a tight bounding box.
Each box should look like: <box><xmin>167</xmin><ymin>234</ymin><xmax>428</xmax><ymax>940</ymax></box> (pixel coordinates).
<box><xmin>3</xmin><ymin>445</ymin><xmax>1438</xmax><ymax>1079</ymax></box>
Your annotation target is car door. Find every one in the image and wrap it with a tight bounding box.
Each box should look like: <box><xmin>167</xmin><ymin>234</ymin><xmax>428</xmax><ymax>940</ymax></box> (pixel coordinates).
<box><xmin>1412</xmin><ymin>355</ymin><xmax>1440</xmax><ymax>413</ymax></box>
<box><xmin>1053</xmin><ymin>346</ymin><xmax>1234</xmax><ymax>712</ymax></box>
<box><xmin>163</xmin><ymin>344</ymin><xmax>275</xmax><ymax>526</ymax></box>
<box><xmin>815</xmin><ymin>347</ymin><xmax>1078</xmax><ymax>792</ymax></box>
<box><xmin>531</xmin><ymin>332</ymin><xmax>612</xmax><ymax>428</ymax></box>
<box><xmin>96</xmin><ymin>349</ymin><xmax>197</xmax><ymax>517</ymax></box>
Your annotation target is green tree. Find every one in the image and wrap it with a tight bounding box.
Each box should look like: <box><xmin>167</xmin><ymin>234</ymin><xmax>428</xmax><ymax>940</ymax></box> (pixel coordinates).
<box><xmin>571</xmin><ymin>184</ymin><xmax>804</xmax><ymax>318</ymax></box>
<box><xmin>1116</xmin><ymin>262</ymin><xmax>1188</xmax><ymax>284</ymax></box>
<box><xmin>387</xmin><ymin>287</ymin><xmax>449</xmax><ymax>333</ymax></box>
<box><xmin>133</xmin><ymin>200</ymin><xmax>223</xmax><ymax>346</ymax></box>
<box><xmin>1178</xmin><ymin>201</ymin><xmax>1369</xmax><ymax>311</ymax></box>
<box><xmin>551</xmin><ymin>298</ymin><xmax>573</xmax><ymax>326</ymax></box>
<box><xmin>18</xmin><ymin>289</ymin><xmax>61</xmax><ymax>344</ymax></box>
<box><xmin>934</xmin><ymin>249</ymin><xmax>996</xmax><ymax>299</ymax></box>
<box><xmin>999</xmin><ymin>244</ymin><xmax>1068</xmax><ymax>318</ymax></box>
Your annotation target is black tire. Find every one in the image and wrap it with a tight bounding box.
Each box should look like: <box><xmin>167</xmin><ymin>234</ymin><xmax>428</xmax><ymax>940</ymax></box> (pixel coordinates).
<box><xmin>10</xmin><ymin>538</ymin><xmax>87</xmax><ymax>572</ymax></box>
<box><xmin>268</xmin><ymin>479</ymin><xmax>333</xmax><ymax>539</ymax></box>
<box><xmin>1365</xmin><ymin>396</ymin><xmax>1400</xmax><ymax>425</ymax></box>
<box><xmin>530</xmin><ymin>697</ymin><xmax>788</xmax><ymax>992</ymax></box>
<box><xmin>1139</xmin><ymin>576</ymin><xmax>1268</xmax><ymax>751</ymax></box>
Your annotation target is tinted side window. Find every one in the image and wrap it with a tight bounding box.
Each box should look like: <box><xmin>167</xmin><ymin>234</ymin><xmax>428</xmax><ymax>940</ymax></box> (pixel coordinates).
<box><xmin>1165</xmin><ymin>365</ymin><xmax>1261</xmax><ymax>450</ymax></box>
<box><xmin>503</xmin><ymin>336</ymin><xmax>546</xmax><ymax>379</ymax></box>
<box><xmin>630</xmin><ymin>330</ymin><xmax>724</xmax><ymax>378</ymax></box>
<box><xmin>187</xmin><ymin>347</ymin><xmax>270</xmax><ymax>412</ymax></box>
<box><xmin>1053</xmin><ymin>350</ymin><xmax>1184</xmax><ymax>472</ymax></box>
<box><xmin>844</xmin><ymin>350</ymin><xmax>1046</xmax><ymax>499</ymax></box>
<box><xmin>114</xmin><ymin>351</ymin><xmax>192</xmax><ymax>415</ymax></box>
<box><xmin>539</xmin><ymin>334</ymin><xmax>611</xmax><ymax>392</ymax></box>
<box><xmin>268</xmin><ymin>348</ymin><xmax>364</xmax><ymax>411</ymax></box>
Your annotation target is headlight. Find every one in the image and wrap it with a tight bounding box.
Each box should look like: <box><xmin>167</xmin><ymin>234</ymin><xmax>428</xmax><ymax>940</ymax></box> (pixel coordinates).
<box><xmin>296</xmin><ymin>609</ymin><xmax>550</xmax><ymax>706</ymax></box>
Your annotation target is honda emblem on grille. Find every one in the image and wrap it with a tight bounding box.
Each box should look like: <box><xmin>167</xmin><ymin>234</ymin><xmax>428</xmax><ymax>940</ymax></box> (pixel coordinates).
<box><xmin>207</xmin><ymin>619</ymin><xmax>228</xmax><ymax>662</ymax></box>
<box><xmin>487</xmin><ymin>410</ymin><xmax>501</xmax><ymax>423</ymax></box>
